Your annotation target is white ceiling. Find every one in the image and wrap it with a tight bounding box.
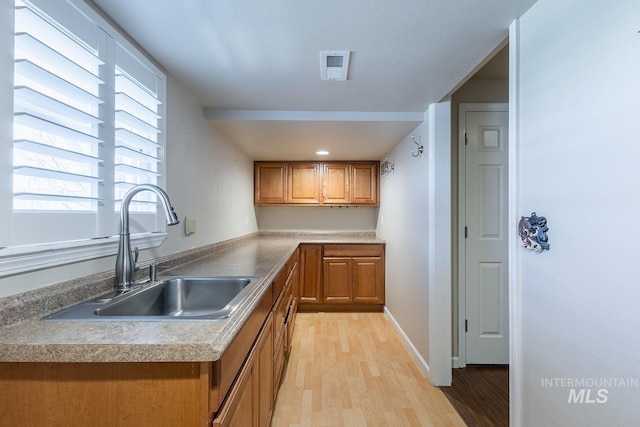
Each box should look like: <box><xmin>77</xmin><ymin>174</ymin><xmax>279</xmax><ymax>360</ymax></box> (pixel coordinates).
<box><xmin>89</xmin><ymin>0</ymin><xmax>535</xmax><ymax>160</ymax></box>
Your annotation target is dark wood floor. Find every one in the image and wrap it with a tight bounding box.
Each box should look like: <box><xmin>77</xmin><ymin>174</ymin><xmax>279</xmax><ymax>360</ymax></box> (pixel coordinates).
<box><xmin>440</xmin><ymin>365</ymin><xmax>509</xmax><ymax>427</ymax></box>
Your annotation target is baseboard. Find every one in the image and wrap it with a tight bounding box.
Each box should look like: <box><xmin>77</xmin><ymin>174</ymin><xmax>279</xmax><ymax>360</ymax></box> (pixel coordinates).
<box><xmin>452</xmin><ymin>356</ymin><xmax>460</xmax><ymax>368</ymax></box>
<box><xmin>383</xmin><ymin>307</ymin><xmax>431</xmax><ymax>378</ymax></box>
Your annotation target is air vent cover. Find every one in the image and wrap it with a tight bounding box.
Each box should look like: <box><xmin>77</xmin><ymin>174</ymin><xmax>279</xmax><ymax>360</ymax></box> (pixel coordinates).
<box><xmin>320</xmin><ymin>51</ymin><xmax>351</xmax><ymax>81</ymax></box>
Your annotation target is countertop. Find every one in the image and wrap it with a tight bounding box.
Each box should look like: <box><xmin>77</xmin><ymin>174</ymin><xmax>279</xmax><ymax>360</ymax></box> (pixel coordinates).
<box><xmin>0</xmin><ymin>233</ymin><xmax>383</xmax><ymax>363</ymax></box>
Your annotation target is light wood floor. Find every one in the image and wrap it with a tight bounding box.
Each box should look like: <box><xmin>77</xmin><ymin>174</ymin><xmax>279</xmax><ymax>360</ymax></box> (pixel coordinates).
<box><xmin>271</xmin><ymin>312</ymin><xmax>465</xmax><ymax>426</ymax></box>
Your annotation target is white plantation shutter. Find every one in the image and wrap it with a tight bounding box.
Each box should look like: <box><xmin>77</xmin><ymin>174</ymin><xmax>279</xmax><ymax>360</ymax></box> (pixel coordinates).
<box><xmin>3</xmin><ymin>0</ymin><xmax>167</xmax><ymax>271</ymax></box>
<box><xmin>114</xmin><ymin>42</ymin><xmax>164</xmax><ymax>215</ymax></box>
<box><xmin>13</xmin><ymin>0</ymin><xmax>104</xmax><ymax>214</ymax></box>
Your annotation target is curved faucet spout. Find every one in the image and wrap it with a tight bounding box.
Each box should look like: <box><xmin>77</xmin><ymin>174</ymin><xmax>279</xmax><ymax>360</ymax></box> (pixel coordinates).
<box><xmin>115</xmin><ymin>184</ymin><xmax>179</xmax><ymax>291</ymax></box>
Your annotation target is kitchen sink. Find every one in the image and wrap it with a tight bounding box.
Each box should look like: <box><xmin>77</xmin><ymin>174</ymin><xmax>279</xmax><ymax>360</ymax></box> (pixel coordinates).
<box><xmin>42</xmin><ymin>276</ymin><xmax>261</xmax><ymax>321</ymax></box>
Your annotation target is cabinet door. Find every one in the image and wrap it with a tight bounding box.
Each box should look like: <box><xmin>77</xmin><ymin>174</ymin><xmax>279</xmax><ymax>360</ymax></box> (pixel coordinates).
<box><xmin>213</xmin><ymin>354</ymin><xmax>257</xmax><ymax>427</ymax></box>
<box><xmin>352</xmin><ymin>257</ymin><xmax>384</xmax><ymax>304</ymax></box>
<box><xmin>322</xmin><ymin>163</ymin><xmax>350</xmax><ymax>204</ymax></box>
<box><xmin>287</xmin><ymin>163</ymin><xmax>321</xmax><ymax>204</ymax></box>
<box><xmin>351</xmin><ymin>162</ymin><xmax>378</xmax><ymax>205</ymax></box>
<box><xmin>299</xmin><ymin>244</ymin><xmax>322</xmax><ymax>303</ymax></box>
<box><xmin>254</xmin><ymin>162</ymin><xmax>287</xmax><ymax>204</ymax></box>
<box><xmin>323</xmin><ymin>257</ymin><xmax>353</xmax><ymax>303</ymax></box>
<box><xmin>214</xmin><ymin>314</ymin><xmax>274</xmax><ymax>427</ymax></box>
<box><xmin>256</xmin><ymin>314</ymin><xmax>274</xmax><ymax>427</ymax></box>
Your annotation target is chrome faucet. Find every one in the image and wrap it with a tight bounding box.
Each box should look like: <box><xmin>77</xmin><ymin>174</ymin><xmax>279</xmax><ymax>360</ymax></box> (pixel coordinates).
<box><xmin>115</xmin><ymin>184</ymin><xmax>180</xmax><ymax>291</ymax></box>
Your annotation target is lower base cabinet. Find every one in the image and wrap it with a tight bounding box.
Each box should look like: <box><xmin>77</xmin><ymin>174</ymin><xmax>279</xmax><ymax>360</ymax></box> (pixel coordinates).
<box><xmin>214</xmin><ymin>313</ymin><xmax>273</xmax><ymax>427</ymax></box>
<box><xmin>300</xmin><ymin>243</ymin><xmax>385</xmax><ymax>311</ymax></box>
<box><xmin>0</xmin><ymin>244</ymin><xmax>382</xmax><ymax>427</ymax></box>
<box><xmin>0</xmin><ymin>361</ymin><xmax>213</xmax><ymax>427</ymax></box>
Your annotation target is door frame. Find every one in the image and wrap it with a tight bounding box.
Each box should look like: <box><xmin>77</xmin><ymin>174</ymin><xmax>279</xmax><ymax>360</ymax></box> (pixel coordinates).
<box><xmin>457</xmin><ymin>102</ymin><xmax>509</xmax><ymax>367</ymax></box>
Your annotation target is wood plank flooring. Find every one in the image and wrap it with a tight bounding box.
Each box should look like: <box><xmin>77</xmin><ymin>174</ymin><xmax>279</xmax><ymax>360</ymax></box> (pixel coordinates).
<box><xmin>271</xmin><ymin>312</ymin><xmax>465</xmax><ymax>426</ymax></box>
<box><xmin>440</xmin><ymin>365</ymin><xmax>509</xmax><ymax>427</ymax></box>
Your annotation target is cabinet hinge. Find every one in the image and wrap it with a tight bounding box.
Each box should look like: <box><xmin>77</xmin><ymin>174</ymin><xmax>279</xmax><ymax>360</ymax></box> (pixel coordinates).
<box><xmin>464</xmin><ymin>226</ymin><xmax>468</xmax><ymax>239</ymax></box>
<box><xmin>464</xmin><ymin>133</ymin><xmax>468</xmax><ymax>145</ymax></box>
<box><xmin>465</xmin><ymin>319</ymin><xmax>468</xmax><ymax>332</ymax></box>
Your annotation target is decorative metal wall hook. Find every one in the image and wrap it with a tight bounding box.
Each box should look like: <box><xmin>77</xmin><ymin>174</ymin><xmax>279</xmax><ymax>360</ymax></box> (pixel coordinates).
<box><xmin>411</xmin><ymin>136</ymin><xmax>424</xmax><ymax>157</ymax></box>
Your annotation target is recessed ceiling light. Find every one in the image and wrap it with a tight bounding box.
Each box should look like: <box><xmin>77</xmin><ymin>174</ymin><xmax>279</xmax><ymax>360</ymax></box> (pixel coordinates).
<box><xmin>316</xmin><ymin>150</ymin><xmax>329</xmax><ymax>156</ymax></box>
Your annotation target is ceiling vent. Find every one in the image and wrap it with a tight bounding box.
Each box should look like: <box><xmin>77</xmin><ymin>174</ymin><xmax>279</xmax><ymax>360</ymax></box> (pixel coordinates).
<box><xmin>320</xmin><ymin>51</ymin><xmax>351</xmax><ymax>81</ymax></box>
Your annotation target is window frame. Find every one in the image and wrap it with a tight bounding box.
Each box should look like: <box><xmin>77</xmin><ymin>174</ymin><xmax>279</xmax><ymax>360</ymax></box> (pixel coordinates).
<box><xmin>0</xmin><ymin>0</ymin><xmax>168</xmax><ymax>278</ymax></box>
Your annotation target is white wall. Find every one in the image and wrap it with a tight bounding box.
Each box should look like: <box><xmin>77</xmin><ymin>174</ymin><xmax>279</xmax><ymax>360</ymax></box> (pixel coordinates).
<box><xmin>0</xmin><ymin>76</ymin><xmax>258</xmax><ymax>297</ymax></box>
<box><xmin>256</xmin><ymin>206</ymin><xmax>378</xmax><ymax>231</ymax></box>
<box><xmin>161</xmin><ymin>78</ymin><xmax>257</xmax><ymax>254</ymax></box>
<box><xmin>377</xmin><ymin>121</ymin><xmax>432</xmax><ymax>373</ymax></box>
<box><xmin>514</xmin><ymin>1</ymin><xmax>640</xmax><ymax>425</ymax></box>
<box><xmin>378</xmin><ymin>104</ymin><xmax>452</xmax><ymax>386</ymax></box>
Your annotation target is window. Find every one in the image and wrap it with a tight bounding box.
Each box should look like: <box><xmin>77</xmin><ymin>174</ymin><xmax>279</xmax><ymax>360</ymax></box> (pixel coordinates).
<box><xmin>1</xmin><ymin>0</ymin><xmax>166</xmax><ymax>276</ymax></box>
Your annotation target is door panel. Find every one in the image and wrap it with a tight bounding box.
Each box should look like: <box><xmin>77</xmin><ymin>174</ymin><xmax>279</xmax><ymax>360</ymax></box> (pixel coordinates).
<box><xmin>464</xmin><ymin>109</ymin><xmax>509</xmax><ymax>365</ymax></box>
<box><xmin>352</xmin><ymin>257</ymin><xmax>383</xmax><ymax>303</ymax></box>
<box><xmin>323</xmin><ymin>163</ymin><xmax>350</xmax><ymax>204</ymax></box>
<box><xmin>288</xmin><ymin>163</ymin><xmax>321</xmax><ymax>204</ymax></box>
<box><xmin>323</xmin><ymin>257</ymin><xmax>352</xmax><ymax>303</ymax></box>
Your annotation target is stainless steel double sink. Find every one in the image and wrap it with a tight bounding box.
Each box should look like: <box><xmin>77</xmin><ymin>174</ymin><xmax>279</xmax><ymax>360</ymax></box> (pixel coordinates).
<box><xmin>42</xmin><ymin>276</ymin><xmax>261</xmax><ymax>321</ymax></box>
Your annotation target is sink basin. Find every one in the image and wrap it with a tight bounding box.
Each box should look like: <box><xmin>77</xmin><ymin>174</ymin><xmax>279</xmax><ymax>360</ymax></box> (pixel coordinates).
<box><xmin>42</xmin><ymin>276</ymin><xmax>261</xmax><ymax>321</ymax></box>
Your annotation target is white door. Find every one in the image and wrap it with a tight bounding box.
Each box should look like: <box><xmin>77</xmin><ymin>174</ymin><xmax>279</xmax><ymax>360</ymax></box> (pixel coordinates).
<box><xmin>463</xmin><ymin>106</ymin><xmax>509</xmax><ymax>364</ymax></box>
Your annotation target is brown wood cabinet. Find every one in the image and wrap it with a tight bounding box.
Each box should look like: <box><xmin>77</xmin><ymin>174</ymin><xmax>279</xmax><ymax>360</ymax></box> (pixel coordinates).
<box><xmin>351</xmin><ymin>162</ymin><xmax>378</xmax><ymax>205</ymax></box>
<box><xmin>0</xmin><ymin>361</ymin><xmax>212</xmax><ymax>427</ymax></box>
<box><xmin>323</xmin><ymin>245</ymin><xmax>384</xmax><ymax>305</ymax></box>
<box><xmin>299</xmin><ymin>243</ymin><xmax>385</xmax><ymax>312</ymax></box>
<box><xmin>0</xmin><ymin>285</ymin><xmax>273</xmax><ymax>427</ymax></box>
<box><xmin>254</xmin><ymin>161</ymin><xmax>379</xmax><ymax>206</ymax></box>
<box><xmin>273</xmin><ymin>249</ymin><xmax>298</xmax><ymax>400</ymax></box>
<box><xmin>0</xmin><ymin>243</ymin><xmax>385</xmax><ymax>426</ymax></box>
<box><xmin>254</xmin><ymin>162</ymin><xmax>287</xmax><ymax>204</ymax></box>
<box><xmin>214</xmin><ymin>313</ymin><xmax>273</xmax><ymax>427</ymax></box>
<box><xmin>0</xmin><ymin>250</ymin><xmax>302</xmax><ymax>427</ymax></box>
<box><xmin>352</xmin><ymin>257</ymin><xmax>384</xmax><ymax>303</ymax></box>
<box><xmin>298</xmin><ymin>244</ymin><xmax>322</xmax><ymax>304</ymax></box>
<box><xmin>256</xmin><ymin>314</ymin><xmax>274</xmax><ymax>427</ymax></box>
<box><xmin>287</xmin><ymin>163</ymin><xmax>321</xmax><ymax>204</ymax></box>
<box><xmin>323</xmin><ymin>257</ymin><xmax>352</xmax><ymax>303</ymax></box>
<box><xmin>322</xmin><ymin>163</ymin><xmax>350</xmax><ymax>204</ymax></box>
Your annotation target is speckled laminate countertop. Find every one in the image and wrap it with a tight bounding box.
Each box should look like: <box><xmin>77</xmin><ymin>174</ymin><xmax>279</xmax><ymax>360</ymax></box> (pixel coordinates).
<box><xmin>0</xmin><ymin>233</ymin><xmax>383</xmax><ymax>363</ymax></box>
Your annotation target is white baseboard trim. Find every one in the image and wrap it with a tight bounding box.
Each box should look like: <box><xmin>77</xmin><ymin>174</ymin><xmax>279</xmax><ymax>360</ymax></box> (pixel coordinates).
<box><xmin>452</xmin><ymin>356</ymin><xmax>460</xmax><ymax>368</ymax></box>
<box><xmin>384</xmin><ymin>306</ymin><xmax>431</xmax><ymax>378</ymax></box>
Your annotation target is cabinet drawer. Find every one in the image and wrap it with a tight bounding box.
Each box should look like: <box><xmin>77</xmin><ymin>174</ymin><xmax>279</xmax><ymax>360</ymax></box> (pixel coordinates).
<box><xmin>273</xmin><ymin>328</ymin><xmax>285</xmax><ymax>397</ymax></box>
<box><xmin>323</xmin><ymin>244</ymin><xmax>383</xmax><ymax>257</ymax></box>
<box><xmin>272</xmin><ymin>269</ymin><xmax>287</xmax><ymax>305</ymax></box>
<box><xmin>286</xmin><ymin>248</ymin><xmax>299</xmax><ymax>275</ymax></box>
<box><xmin>273</xmin><ymin>288</ymin><xmax>287</xmax><ymax>332</ymax></box>
<box><xmin>285</xmin><ymin>297</ymin><xmax>297</xmax><ymax>357</ymax></box>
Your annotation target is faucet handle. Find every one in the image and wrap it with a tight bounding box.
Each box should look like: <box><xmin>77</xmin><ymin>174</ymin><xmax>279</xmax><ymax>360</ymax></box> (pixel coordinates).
<box><xmin>133</xmin><ymin>247</ymin><xmax>139</xmax><ymax>271</ymax></box>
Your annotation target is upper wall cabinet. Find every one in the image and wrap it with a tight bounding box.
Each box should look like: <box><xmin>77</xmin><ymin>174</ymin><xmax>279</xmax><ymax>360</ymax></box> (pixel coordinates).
<box><xmin>254</xmin><ymin>161</ymin><xmax>379</xmax><ymax>206</ymax></box>
<box><xmin>287</xmin><ymin>163</ymin><xmax>321</xmax><ymax>204</ymax></box>
<box><xmin>351</xmin><ymin>163</ymin><xmax>378</xmax><ymax>205</ymax></box>
<box><xmin>254</xmin><ymin>162</ymin><xmax>287</xmax><ymax>204</ymax></box>
<box><xmin>322</xmin><ymin>163</ymin><xmax>350</xmax><ymax>205</ymax></box>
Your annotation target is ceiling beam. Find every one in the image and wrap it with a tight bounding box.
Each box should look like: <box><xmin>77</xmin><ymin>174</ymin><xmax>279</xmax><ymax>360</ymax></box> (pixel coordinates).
<box><xmin>204</xmin><ymin>109</ymin><xmax>424</xmax><ymax>122</ymax></box>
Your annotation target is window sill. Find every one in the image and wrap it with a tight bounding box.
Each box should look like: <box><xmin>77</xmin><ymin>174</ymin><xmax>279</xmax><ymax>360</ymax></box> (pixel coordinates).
<box><xmin>0</xmin><ymin>232</ymin><xmax>167</xmax><ymax>278</ymax></box>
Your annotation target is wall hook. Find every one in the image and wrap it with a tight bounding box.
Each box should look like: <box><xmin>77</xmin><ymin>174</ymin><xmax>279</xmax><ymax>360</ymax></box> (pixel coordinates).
<box><xmin>411</xmin><ymin>136</ymin><xmax>424</xmax><ymax>157</ymax></box>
